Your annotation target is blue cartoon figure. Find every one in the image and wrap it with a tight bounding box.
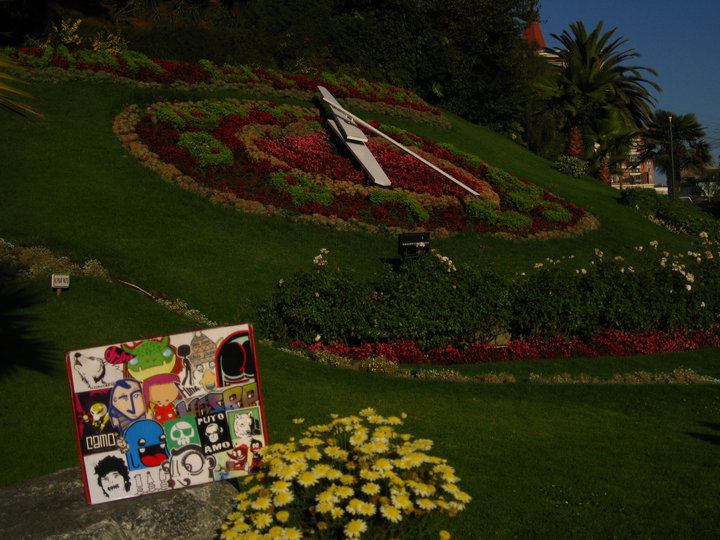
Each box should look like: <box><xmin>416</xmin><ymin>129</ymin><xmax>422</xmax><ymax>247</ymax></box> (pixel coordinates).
<box><xmin>122</xmin><ymin>419</ymin><xmax>169</xmax><ymax>471</ymax></box>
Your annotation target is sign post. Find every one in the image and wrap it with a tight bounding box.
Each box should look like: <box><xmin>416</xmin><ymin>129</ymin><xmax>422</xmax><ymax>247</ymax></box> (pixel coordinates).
<box><xmin>51</xmin><ymin>273</ymin><xmax>70</xmax><ymax>296</ymax></box>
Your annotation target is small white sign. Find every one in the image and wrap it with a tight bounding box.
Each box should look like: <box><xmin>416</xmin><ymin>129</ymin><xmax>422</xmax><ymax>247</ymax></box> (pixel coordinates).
<box><xmin>51</xmin><ymin>273</ymin><xmax>70</xmax><ymax>289</ymax></box>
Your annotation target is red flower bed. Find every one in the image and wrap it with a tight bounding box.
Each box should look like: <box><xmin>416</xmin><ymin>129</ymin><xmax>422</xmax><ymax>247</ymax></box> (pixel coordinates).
<box><xmin>299</xmin><ymin>329</ymin><xmax>720</xmax><ymax>365</ymax></box>
<box><xmin>129</xmin><ymin>99</ymin><xmax>590</xmax><ymax>236</ymax></box>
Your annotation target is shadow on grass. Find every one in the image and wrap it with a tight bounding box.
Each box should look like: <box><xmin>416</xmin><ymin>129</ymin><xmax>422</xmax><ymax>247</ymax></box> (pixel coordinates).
<box><xmin>686</xmin><ymin>422</ymin><xmax>720</xmax><ymax>446</ymax></box>
<box><xmin>0</xmin><ymin>283</ymin><xmax>56</xmax><ymax>378</ymax></box>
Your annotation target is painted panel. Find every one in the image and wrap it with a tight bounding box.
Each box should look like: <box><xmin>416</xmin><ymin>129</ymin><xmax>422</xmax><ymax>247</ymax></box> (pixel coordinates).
<box><xmin>66</xmin><ymin>323</ymin><xmax>267</xmax><ymax>504</ymax></box>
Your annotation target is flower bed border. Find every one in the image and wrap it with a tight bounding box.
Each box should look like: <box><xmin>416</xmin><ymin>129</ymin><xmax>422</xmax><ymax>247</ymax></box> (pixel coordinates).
<box><xmin>115</xmin><ymin>101</ymin><xmax>599</xmax><ymax>239</ymax></box>
<box><xmin>295</xmin><ymin>328</ymin><xmax>720</xmax><ymax>365</ymax></box>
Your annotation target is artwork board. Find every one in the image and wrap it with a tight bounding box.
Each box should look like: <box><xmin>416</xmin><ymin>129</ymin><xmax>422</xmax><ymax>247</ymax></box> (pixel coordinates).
<box><xmin>66</xmin><ymin>323</ymin><xmax>267</xmax><ymax>504</ymax></box>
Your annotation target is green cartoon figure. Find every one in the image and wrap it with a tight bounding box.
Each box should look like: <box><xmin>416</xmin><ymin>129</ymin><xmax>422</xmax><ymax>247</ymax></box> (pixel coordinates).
<box><xmin>122</xmin><ymin>337</ymin><xmax>178</xmax><ymax>382</ymax></box>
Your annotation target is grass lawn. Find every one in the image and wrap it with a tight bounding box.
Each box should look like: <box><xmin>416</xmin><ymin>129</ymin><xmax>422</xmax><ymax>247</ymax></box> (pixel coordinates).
<box><xmin>1</xmin><ymin>71</ymin><xmax>718</xmax><ymax>538</ymax></box>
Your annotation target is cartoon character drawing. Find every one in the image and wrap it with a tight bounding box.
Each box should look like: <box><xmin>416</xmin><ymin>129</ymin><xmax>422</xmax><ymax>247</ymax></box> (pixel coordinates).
<box><xmin>167</xmin><ymin>420</ymin><xmax>198</xmax><ymax>448</ymax></box>
<box><xmin>226</xmin><ymin>444</ymin><xmax>248</xmax><ymax>471</ymax></box>
<box><xmin>205</xmin><ymin>422</ymin><xmax>223</xmax><ymax>443</ymax></box>
<box><xmin>248</xmin><ymin>438</ymin><xmax>263</xmax><ymax>471</ymax></box>
<box><xmin>181</xmin><ymin>332</ymin><xmax>218</xmax><ymax>394</ymax></box>
<box><xmin>109</xmin><ymin>378</ymin><xmax>149</xmax><ymax>434</ymax></box>
<box><xmin>121</xmin><ymin>419</ymin><xmax>169</xmax><ymax>471</ymax></box>
<box><xmin>232</xmin><ymin>412</ymin><xmax>261</xmax><ymax>439</ymax></box>
<box><xmin>143</xmin><ymin>373</ymin><xmax>181</xmax><ymax>424</ymax></box>
<box><xmin>94</xmin><ymin>455</ymin><xmax>132</xmax><ymax>498</ymax></box>
<box><xmin>73</xmin><ymin>352</ymin><xmax>120</xmax><ymax>389</ymax></box>
<box><xmin>122</xmin><ymin>337</ymin><xmax>179</xmax><ymax>382</ymax></box>
<box><xmin>162</xmin><ymin>444</ymin><xmax>216</xmax><ymax>488</ymax></box>
<box><xmin>216</xmin><ymin>330</ymin><xmax>256</xmax><ymax>386</ymax></box>
<box><xmin>83</xmin><ymin>402</ymin><xmax>110</xmax><ymax>433</ymax></box>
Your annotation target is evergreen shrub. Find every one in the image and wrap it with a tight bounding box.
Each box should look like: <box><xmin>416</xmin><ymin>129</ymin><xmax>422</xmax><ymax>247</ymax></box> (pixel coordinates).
<box><xmin>553</xmin><ymin>155</ymin><xmax>588</xmax><ymax>178</ymax></box>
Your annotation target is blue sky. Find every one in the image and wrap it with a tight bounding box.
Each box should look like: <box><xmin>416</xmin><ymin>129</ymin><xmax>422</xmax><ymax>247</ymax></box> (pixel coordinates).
<box><xmin>538</xmin><ymin>0</ymin><xmax>720</xmax><ymax>173</ymax></box>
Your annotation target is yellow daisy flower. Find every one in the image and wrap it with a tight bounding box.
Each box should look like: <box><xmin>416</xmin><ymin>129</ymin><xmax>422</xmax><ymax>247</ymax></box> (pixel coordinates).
<box><xmin>297</xmin><ymin>470</ymin><xmax>319</xmax><ymax>487</ymax></box>
<box><xmin>361</xmin><ymin>482</ymin><xmax>381</xmax><ymax>496</ymax></box>
<box><xmin>275</xmin><ymin>510</ymin><xmax>290</xmax><ymax>523</ymax></box>
<box><xmin>345</xmin><ymin>498</ymin><xmax>364</xmax><ymax>515</ymax></box>
<box><xmin>344</xmin><ymin>519</ymin><xmax>367</xmax><ymax>538</ymax></box>
<box><xmin>251</xmin><ymin>496</ymin><xmax>272</xmax><ymax>511</ymax></box>
<box><xmin>359</xmin><ymin>469</ymin><xmax>381</xmax><ymax>481</ymax></box>
<box><xmin>253</xmin><ymin>512</ymin><xmax>273</xmax><ymax>529</ymax></box>
<box><xmin>273</xmin><ymin>491</ymin><xmax>294</xmax><ymax>507</ymax></box>
<box><xmin>339</xmin><ymin>474</ymin><xmax>357</xmax><ymax>486</ymax></box>
<box><xmin>391</xmin><ymin>493</ymin><xmax>412</xmax><ymax>510</ymax></box>
<box><xmin>324</xmin><ymin>467</ymin><xmax>342</xmax><ymax>480</ymax></box>
<box><xmin>283</xmin><ymin>527</ymin><xmax>302</xmax><ymax>539</ymax></box>
<box><xmin>359</xmin><ymin>501</ymin><xmax>376</xmax><ymax>517</ymax></box>
<box><xmin>334</xmin><ymin>485</ymin><xmax>355</xmax><ymax>499</ymax></box>
<box><xmin>416</xmin><ymin>498</ymin><xmax>437</xmax><ymax>510</ymax></box>
<box><xmin>271</xmin><ymin>480</ymin><xmax>291</xmax><ymax>494</ymax></box>
<box><xmin>380</xmin><ymin>504</ymin><xmax>403</xmax><ymax>523</ymax></box>
<box><xmin>330</xmin><ymin>506</ymin><xmax>345</xmax><ymax>520</ymax></box>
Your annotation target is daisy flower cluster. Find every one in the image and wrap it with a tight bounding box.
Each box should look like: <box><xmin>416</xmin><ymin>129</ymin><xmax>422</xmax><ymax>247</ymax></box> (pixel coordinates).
<box><xmin>220</xmin><ymin>408</ymin><xmax>469</xmax><ymax>539</ymax></box>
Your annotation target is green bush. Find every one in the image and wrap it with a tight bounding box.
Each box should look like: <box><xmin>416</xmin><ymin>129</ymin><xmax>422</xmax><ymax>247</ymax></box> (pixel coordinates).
<box><xmin>495</xmin><ymin>210</ymin><xmax>533</xmax><ymax>232</ymax></box>
<box><xmin>371</xmin><ymin>254</ymin><xmax>511</xmax><ymax>349</ymax></box>
<box><xmin>503</xmin><ymin>190</ymin><xmax>543</xmax><ymax>213</ymax></box>
<box><xmin>119</xmin><ymin>50</ymin><xmax>163</xmax><ymax>73</ymax></box>
<box><xmin>259</xmin><ymin>251</ymin><xmax>510</xmax><ymax>350</ymax></box>
<box><xmin>509</xmin><ymin>245</ymin><xmax>720</xmax><ymax>339</ymax></box>
<box><xmin>466</xmin><ymin>199</ymin><xmax>500</xmax><ymax>223</ymax></box>
<box><xmin>154</xmin><ymin>106</ymin><xmax>185</xmax><ymax>128</ymax></box>
<box><xmin>177</xmin><ymin>132</ymin><xmax>233</xmax><ymax>168</ymax></box>
<box><xmin>553</xmin><ymin>155</ymin><xmax>588</xmax><ymax>178</ymax></box>
<box><xmin>18</xmin><ymin>46</ymin><xmax>54</xmax><ymax>67</ymax></box>
<box><xmin>541</xmin><ymin>201</ymin><xmax>574</xmax><ymax>223</ymax></box>
<box><xmin>258</xmin><ymin>253</ymin><xmax>372</xmax><ymax>346</ymax></box>
<box><xmin>75</xmin><ymin>48</ymin><xmax>120</xmax><ymax>68</ymax></box>
<box><xmin>259</xmin><ymin>239</ymin><xmax>720</xmax><ymax>348</ymax></box>
<box><xmin>620</xmin><ymin>188</ymin><xmax>720</xmax><ymax>241</ymax></box>
<box><xmin>269</xmin><ymin>172</ymin><xmax>334</xmax><ymax>207</ymax></box>
<box><xmin>368</xmin><ymin>190</ymin><xmax>429</xmax><ymax>222</ymax></box>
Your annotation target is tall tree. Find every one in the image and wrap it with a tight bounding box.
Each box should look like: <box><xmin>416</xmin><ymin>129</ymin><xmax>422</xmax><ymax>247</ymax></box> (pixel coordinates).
<box><xmin>638</xmin><ymin>110</ymin><xmax>712</xmax><ymax>199</ymax></box>
<box><xmin>538</xmin><ymin>20</ymin><xmax>660</xmax><ymax>159</ymax></box>
<box><xmin>585</xmin><ymin>108</ymin><xmax>637</xmax><ymax>184</ymax></box>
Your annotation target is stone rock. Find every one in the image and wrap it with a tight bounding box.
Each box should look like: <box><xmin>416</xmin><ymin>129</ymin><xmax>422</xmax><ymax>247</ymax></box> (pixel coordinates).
<box><xmin>0</xmin><ymin>467</ymin><xmax>239</xmax><ymax>539</ymax></box>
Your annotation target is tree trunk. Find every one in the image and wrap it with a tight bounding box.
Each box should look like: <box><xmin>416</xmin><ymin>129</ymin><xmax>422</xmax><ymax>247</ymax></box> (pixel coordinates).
<box><xmin>598</xmin><ymin>155</ymin><xmax>611</xmax><ymax>184</ymax></box>
<box><xmin>565</xmin><ymin>125</ymin><xmax>584</xmax><ymax>159</ymax></box>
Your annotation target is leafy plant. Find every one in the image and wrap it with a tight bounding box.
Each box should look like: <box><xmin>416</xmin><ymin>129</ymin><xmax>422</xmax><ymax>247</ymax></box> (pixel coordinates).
<box><xmin>553</xmin><ymin>155</ymin><xmax>588</xmax><ymax>178</ymax></box>
<box><xmin>620</xmin><ymin>188</ymin><xmax>720</xmax><ymax>240</ymax></box>
<box><xmin>177</xmin><ymin>132</ymin><xmax>233</xmax><ymax>167</ymax></box>
<box><xmin>269</xmin><ymin>172</ymin><xmax>335</xmax><ymax>207</ymax></box>
<box><xmin>369</xmin><ymin>191</ymin><xmax>430</xmax><ymax>222</ymax></box>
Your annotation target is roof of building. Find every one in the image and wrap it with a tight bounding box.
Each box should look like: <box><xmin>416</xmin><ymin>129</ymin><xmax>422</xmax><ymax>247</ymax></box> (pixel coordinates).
<box><xmin>523</xmin><ymin>20</ymin><xmax>547</xmax><ymax>49</ymax></box>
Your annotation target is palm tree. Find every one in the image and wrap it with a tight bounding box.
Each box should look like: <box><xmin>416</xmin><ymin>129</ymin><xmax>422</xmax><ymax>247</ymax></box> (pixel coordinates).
<box><xmin>638</xmin><ymin>110</ymin><xmax>712</xmax><ymax>199</ymax></box>
<box><xmin>538</xmin><ymin>21</ymin><xmax>660</xmax><ymax>160</ymax></box>
<box><xmin>0</xmin><ymin>56</ymin><xmax>42</xmax><ymax>118</ymax></box>
<box><xmin>585</xmin><ymin>108</ymin><xmax>637</xmax><ymax>184</ymax></box>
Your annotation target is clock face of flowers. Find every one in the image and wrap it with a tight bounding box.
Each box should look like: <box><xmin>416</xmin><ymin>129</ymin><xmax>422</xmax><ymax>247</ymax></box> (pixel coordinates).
<box><xmin>124</xmin><ymin>99</ymin><xmax>590</xmax><ymax>237</ymax></box>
